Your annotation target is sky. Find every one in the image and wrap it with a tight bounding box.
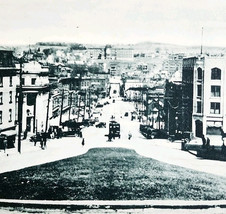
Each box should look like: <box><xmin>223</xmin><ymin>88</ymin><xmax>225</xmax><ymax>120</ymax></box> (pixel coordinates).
<box><xmin>1</xmin><ymin>0</ymin><xmax>226</xmax><ymax>47</ymax></box>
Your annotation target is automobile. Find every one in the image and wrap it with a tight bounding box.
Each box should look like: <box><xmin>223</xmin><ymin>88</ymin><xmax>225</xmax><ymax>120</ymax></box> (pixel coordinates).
<box><xmin>124</xmin><ymin>112</ymin><xmax>129</xmax><ymax>117</ymax></box>
<box><xmin>96</xmin><ymin>122</ymin><xmax>106</xmax><ymax>128</ymax></box>
<box><xmin>96</xmin><ymin>104</ymin><xmax>104</xmax><ymax>108</ymax></box>
<box><xmin>29</xmin><ymin>133</ymin><xmax>43</xmax><ymax>145</ymax></box>
<box><xmin>104</xmin><ymin>101</ymin><xmax>110</xmax><ymax>105</ymax></box>
<box><xmin>150</xmin><ymin>129</ymin><xmax>169</xmax><ymax>139</ymax></box>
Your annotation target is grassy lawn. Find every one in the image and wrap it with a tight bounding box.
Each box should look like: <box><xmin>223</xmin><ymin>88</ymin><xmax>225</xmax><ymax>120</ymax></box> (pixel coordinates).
<box><xmin>0</xmin><ymin>147</ymin><xmax>226</xmax><ymax>200</ymax></box>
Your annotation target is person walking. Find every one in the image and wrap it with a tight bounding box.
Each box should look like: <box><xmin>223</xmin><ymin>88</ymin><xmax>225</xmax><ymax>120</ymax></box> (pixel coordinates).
<box><xmin>3</xmin><ymin>137</ymin><xmax>7</xmax><ymax>153</ymax></box>
<box><xmin>128</xmin><ymin>131</ymin><xmax>132</xmax><ymax>140</ymax></box>
<box><xmin>42</xmin><ymin>132</ymin><xmax>47</xmax><ymax>149</ymax></box>
<box><xmin>23</xmin><ymin>128</ymin><xmax>28</xmax><ymax>140</ymax></box>
<box><xmin>81</xmin><ymin>138</ymin><xmax>85</xmax><ymax>146</ymax></box>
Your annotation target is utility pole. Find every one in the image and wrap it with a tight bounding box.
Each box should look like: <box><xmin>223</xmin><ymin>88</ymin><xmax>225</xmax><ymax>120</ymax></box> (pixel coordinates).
<box><xmin>17</xmin><ymin>59</ymin><xmax>23</xmax><ymax>153</ymax></box>
<box><xmin>158</xmin><ymin>93</ymin><xmax>161</xmax><ymax>130</ymax></box>
<box><xmin>59</xmin><ymin>89</ymin><xmax>64</xmax><ymax>125</ymax></box>
<box><xmin>88</xmin><ymin>88</ymin><xmax>91</xmax><ymax>119</ymax></box>
<box><xmin>68</xmin><ymin>91</ymin><xmax>72</xmax><ymax>120</ymax></box>
<box><xmin>45</xmin><ymin>90</ymin><xmax>51</xmax><ymax>133</ymax></box>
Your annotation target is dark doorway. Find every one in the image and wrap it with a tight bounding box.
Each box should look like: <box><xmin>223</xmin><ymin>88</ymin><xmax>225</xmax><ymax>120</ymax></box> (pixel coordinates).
<box><xmin>195</xmin><ymin>120</ymin><xmax>203</xmax><ymax>137</ymax></box>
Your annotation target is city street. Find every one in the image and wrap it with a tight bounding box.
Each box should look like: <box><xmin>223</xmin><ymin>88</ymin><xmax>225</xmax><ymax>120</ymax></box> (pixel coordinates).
<box><xmin>1</xmin><ymin>98</ymin><xmax>226</xmax><ymax>178</ymax></box>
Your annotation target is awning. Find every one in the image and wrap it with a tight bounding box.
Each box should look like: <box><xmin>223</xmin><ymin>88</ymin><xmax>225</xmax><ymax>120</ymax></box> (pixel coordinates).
<box><xmin>1</xmin><ymin>130</ymin><xmax>17</xmax><ymax>136</ymax></box>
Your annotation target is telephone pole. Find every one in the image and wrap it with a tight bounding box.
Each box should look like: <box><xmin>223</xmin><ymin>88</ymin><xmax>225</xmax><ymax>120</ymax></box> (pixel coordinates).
<box><xmin>45</xmin><ymin>90</ymin><xmax>51</xmax><ymax>133</ymax></box>
<box><xmin>17</xmin><ymin>59</ymin><xmax>23</xmax><ymax>153</ymax></box>
<box><xmin>59</xmin><ymin>89</ymin><xmax>64</xmax><ymax>125</ymax></box>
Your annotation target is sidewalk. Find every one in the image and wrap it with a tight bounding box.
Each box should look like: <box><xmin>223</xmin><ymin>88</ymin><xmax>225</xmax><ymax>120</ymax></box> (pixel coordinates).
<box><xmin>0</xmin><ymin>135</ymin><xmax>88</xmax><ymax>174</ymax></box>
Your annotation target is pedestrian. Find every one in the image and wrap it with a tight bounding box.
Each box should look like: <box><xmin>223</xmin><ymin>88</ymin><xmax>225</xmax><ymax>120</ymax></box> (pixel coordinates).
<box><xmin>201</xmin><ymin>134</ymin><xmax>206</xmax><ymax>148</ymax></box>
<box><xmin>3</xmin><ymin>137</ymin><xmax>7</xmax><ymax>153</ymax></box>
<box><xmin>42</xmin><ymin>132</ymin><xmax>47</xmax><ymax>149</ymax></box>
<box><xmin>40</xmin><ymin>130</ymin><xmax>45</xmax><ymax>149</ymax></box>
<box><xmin>81</xmin><ymin>138</ymin><xmax>85</xmax><ymax>146</ymax></box>
<box><xmin>128</xmin><ymin>132</ymin><xmax>132</xmax><ymax>140</ymax></box>
<box><xmin>23</xmin><ymin>128</ymin><xmax>28</xmax><ymax>140</ymax></box>
<box><xmin>206</xmin><ymin>137</ymin><xmax>210</xmax><ymax>147</ymax></box>
<box><xmin>108</xmin><ymin>133</ymin><xmax>112</xmax><ymax>142</ymax></box>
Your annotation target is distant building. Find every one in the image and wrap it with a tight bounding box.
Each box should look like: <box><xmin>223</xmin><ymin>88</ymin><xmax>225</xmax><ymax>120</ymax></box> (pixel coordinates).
<box><xmin>162</xmin><ymin>53</ymin><xmax>184</xmax><ymax>78</ymax></box>
<box><xmin>0</xmin><ymin>48</ymin><xmax>17</xmax><ymax>148</ymax></box>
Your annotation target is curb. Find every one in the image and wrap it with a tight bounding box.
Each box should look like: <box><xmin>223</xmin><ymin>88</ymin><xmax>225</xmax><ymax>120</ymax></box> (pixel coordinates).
<box><xmin>1</xmin><ymin>199</ymin><xmax>226</xmax><ymax>210</ymax></box>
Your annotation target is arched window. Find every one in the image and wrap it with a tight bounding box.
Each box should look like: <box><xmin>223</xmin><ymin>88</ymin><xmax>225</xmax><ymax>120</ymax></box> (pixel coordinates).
<box><xmin>211</xmin><ymin>68</ymin><xmax>221</xmax><ymax>80</ymax></box>
<box><xmin>197</xmin><ymin>67</ymin><xmax>202</xmax><ymax>80</ymax></box>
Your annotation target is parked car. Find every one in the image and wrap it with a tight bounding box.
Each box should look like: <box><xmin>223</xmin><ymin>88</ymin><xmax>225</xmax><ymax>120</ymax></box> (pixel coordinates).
<box><xmin>150</xmin><ymin>129</ymin><xmax>169</xmax><ymax>139</ymax></box>
<box><xmin>96</xmin><ymin>122</ymin><xmax>106</xmax><ymax>128</ymax></box>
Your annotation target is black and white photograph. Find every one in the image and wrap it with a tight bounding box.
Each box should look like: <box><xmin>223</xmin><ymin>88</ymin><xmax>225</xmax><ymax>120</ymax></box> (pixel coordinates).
<box><xmin>1</xmin><ymin>0</ymin><xmax>226</xmax><ymax>213</ymax></box>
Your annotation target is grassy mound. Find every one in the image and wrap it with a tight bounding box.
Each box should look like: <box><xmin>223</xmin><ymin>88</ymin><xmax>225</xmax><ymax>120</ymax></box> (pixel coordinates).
<box><xmin>0</xmin><ymin>147</ymin><xmax>226</xmax><ymax>200</ymax></box>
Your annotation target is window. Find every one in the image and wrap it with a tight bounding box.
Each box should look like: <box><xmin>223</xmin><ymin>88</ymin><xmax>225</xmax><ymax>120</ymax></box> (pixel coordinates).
<box><xmin>211</xmin><ymin>68</ymin><xmax>221</xmax><ymax>80</ymax></box>
<box><xmin>21</xmin><ymin>78</ymin><xmax>25</xmax><ymax>85</ymax></box>
<box><xmin>197</xmin><ymin>101</ymin><xmax>201</xmax><ymax>113</ymax></box>
<box><xmin>197</xmin><ymin>67</ymin><xmax>202</xmax><ymax>80</ymax></box>
<box><xmin>211</xmin><ymin>86</ymin><xmax>221</xmax><ymax>97</ymax></box>
<box><xmin>31</xmin><ymin>78</ymin><xmax>36</xmax><ymax>85</ymax></box>
<box><xmin>197</xmin><ymin>85</ymin><xmax>202</xmax><ymax>97</ymax></box>
<box><xmin>210</xmin><ymin>102</ymin><xmax>220</xmax><ymax>114</ymax></box>
<box><xmin>9</xmin><ymin>76</ymin><xmax>12</xmax><ymax>87</ymax></box>
<box><xmin>0</xmin><ymin>111</ymin><xmax>2</xmax><ymax>124</ymax></box>
<box><xmin>9</xmin><ymin>109</ymin><xmax>12</xmax><ymax>122</ymax></box>
<box><xmin>0</xmin><ymin>92</ymin><xmax>2</xmax><ymax>105</ymax></box>
<box><xmin>9</xmin><ymin>91</ymin><xmax>12</xmax><ymax>103</ymax></box>
<box><xmin>0</xmin><ymin>75</ymin><xmax>3</xmax><ymax>87</ymax></box>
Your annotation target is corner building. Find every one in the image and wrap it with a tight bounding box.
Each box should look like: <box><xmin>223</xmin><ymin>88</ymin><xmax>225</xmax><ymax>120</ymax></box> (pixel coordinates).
<box><xmin>183</xmin><ymin>55</ymin><xmax>226</xmax><ymax>137</ymax></box>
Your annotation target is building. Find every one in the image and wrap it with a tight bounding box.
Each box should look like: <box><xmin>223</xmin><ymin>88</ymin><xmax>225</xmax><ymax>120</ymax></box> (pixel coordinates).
<box><xmin>181</xmin><ymin>57</ymin><xmax>196</xmax><ymax>133</ymax></box>
<box><xmin>16</xmin><ymin>61</ymin><xmax>50</xmax><ymax>134</ymax></box>
<box><xmin>191</xmin><ymin>55</ymin><xmax>226</xmax><ymax>137</ymax></box>
<box><xmin>182</xmin><ymin>55</ymin><xmax>226</xmax><ymax>138</ymax></box>
<box><xmin>164</xmin><ymin>80</ymin><xmax>182</xmax><ymax>136</ymax></box>
<box><xmin>0</xmin><ymin>48</ymin><xmax>18</xmax><ymax>148</ymax></box>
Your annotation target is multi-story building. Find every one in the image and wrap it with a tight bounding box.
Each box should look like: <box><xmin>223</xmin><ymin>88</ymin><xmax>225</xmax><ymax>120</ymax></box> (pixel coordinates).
<box><xmin>0</xmin><ymin>48</ymin><xmax>17</xmax><ymax>148</ymax></box>
<box><xmin>16</xmin><ymin>61</ymin><xmax>50</xmax><ymax>134</ymax></box>
<box><xmin>182</xmin><ymin>55</ymin><xmax>226</xmax><ymax>138</ymax></box>
<box><xmin>192</xmin><ymin>55</ymin><xmax>226</xmax><ymax>137</ymax></box>
<box><xmin>181</xmin><ymin>57</ymin><xmax>196</xmax><ymax>133</ymax></box>
<box><xmin>162</xmin><ymin>53</ymin><xmax>184</xmax><ymax>78</ymax></box>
